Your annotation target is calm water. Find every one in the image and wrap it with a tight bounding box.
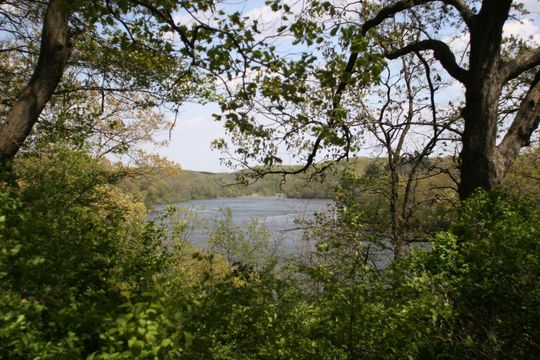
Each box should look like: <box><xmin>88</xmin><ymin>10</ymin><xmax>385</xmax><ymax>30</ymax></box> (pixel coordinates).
<box><xmin>155</xmin><ymin>196</ymin><xmax>334</xmax><ymax>253</ymax></box>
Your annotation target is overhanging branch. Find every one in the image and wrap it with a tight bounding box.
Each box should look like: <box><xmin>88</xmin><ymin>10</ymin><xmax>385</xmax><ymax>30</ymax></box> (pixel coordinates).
<box><xmin>362</xmin><ymin>0</ymin><xmax>474</xmax><ymax>34</ymax></box>
<box><xmin>386</xmin><ymin>40</ymin><xmax>468</xmax><ymax>83</ymax></box>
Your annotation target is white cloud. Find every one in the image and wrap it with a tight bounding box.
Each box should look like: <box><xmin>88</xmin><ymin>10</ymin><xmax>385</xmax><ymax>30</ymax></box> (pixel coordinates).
<box><xmin>504</xmin><ymin>17</ymin><xmax>540</xmax><ymax>44</ymax></box>
<box><xmin>155</xmin><ymin>103</ymin><xmax>233</xmax><ymax>172</ymax></box>
<box><xmin>522</xmin><ymin>0</ymin><xmax>540</xmax><ymax>14</ymax></box>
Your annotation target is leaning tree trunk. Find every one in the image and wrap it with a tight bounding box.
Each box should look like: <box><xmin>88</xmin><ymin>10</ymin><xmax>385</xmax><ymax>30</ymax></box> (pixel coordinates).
<box><xmin>0</xmin><ymin>0</ymin><xmax>72</xmax><ymax>163</ymax></box>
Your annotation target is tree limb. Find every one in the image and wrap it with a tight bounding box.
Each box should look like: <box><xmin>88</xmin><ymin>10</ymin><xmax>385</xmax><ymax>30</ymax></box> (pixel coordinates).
<box><xmin>386</xmin><ymin>40</ymin><xmax>468</xmax><ymax>83</ymax></box>
<box><xmin>130</xmin><ymin>0</ymin><xmax>196</xmax><ymax>50</ymax></box>
<box><xmin>502</xmin><ymin>46</ymin><xmax>540</xmax><ymax>82</ymax></box>
<box><xmin>0</xmin><ymin>0</ymin><xmax>73</xmax><ymax>162</ymax></box>
<box><xmin>362</xmin><ymin>0</ymin><xmax>474</xmax><ymax>34</ymax></box>
<box><xmin>442</xmin><ymin>0</ymin><xmax>475</xmax><ymax>26</ymax></box>
<box><xmin>496</xmin><ymin>69</ymin><xmax>540</xmax><ymax>178</ymax></box>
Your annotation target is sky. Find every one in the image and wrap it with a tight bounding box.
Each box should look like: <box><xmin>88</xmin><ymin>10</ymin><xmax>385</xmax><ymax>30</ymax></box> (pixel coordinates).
<box><xmin>150</xmin><ymin>0</ymin><xmax>289</xmax><ymax>172</ymax></box>
<box><xmin>151</xmin><ymin>0</ymin><xmax>540</xmax><ymax>173</ymax></box>
<box><xmin>152</xmin><ymin>102</ymin><xmax>226</xmax><ymax>171</ymax></box>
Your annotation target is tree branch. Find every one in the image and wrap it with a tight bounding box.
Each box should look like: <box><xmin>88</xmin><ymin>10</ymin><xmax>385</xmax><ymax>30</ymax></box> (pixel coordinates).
<box><xmin>442</xmin><ymin>0</ymin><xmax>475</xmax><ymax>26</ymax></box>
<box><xmin>334</xmin><ymin>0</ymin><xmax>473</xmax><ymax>113</ymax></box>
<box><xmin>131</xmin><ymin>0</ymin><xmax>196</xmax><ymax>50</ymax></box>
<box><xmin>502</xmin><ymin>46</ymin><xmax>540</xmax><ymax>82</ymax></box>
<box><xmin>386</xmin><ymin>40</ymin><xmax>468</xmax><ymax>83</ymax></box>
<box><xmin>496</xmin><ymin>69</ymin><xmax>540</xmax><ymax>177</ymax></box>
<box><xmin>362</xmin><ymin>0</ymin><xmax>474</xmax><ymax>34</ymax></box>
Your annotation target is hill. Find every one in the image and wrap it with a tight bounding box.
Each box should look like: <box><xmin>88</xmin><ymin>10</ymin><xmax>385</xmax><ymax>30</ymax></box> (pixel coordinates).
<box><xmin>119</xmin><ymin>157</ymin><xmax>376</xmax><ymax>206</ymax></box>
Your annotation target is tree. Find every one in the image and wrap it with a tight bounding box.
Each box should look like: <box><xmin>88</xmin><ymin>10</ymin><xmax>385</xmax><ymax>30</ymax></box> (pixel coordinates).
<box><xmin>353</xmin><ymin>52</ymin><xmax>457</xmax><ymax>257</ymax></box>
<box><xmin>213</xmin><ymin>1</ymin><xmax>538</xmax><ymax>201</ymax></box>
<box><xmin>335</xmin><ymin>0</ymin><xmax>540</xmax><ymax>199</ymax></box>
<box><xmin>0</xmin><ymin>0</ymin><xmax>181</xmax><ymax>162</ymax></box>
<box><xmin>0</xmin><ymin>0</ymin><xmax>260</xmax><ymax>164</ymax></box>
<box><xmin>0</xmin><ymin>148</ymin><xmax>169</xmax><ymax>356</ymax></box>
<box><xmin>0</xmin><ymin>0</ymin><xmax>73</xmax><ymax>162</ymax></box>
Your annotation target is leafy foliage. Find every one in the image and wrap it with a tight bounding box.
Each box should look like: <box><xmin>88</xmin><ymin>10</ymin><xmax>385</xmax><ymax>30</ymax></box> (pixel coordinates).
<box><xmin>1</xmin><ymin>147</ymin><xmax>539</xmax><ymax>359</ymax></box>
<box><xmin>0</xmin><ymin>150</ymin><xmax>166</xmax><ymax>358</ymax></box>
<box><xmin>419</xmin><ymin>191</ymin><xmax>540</xmax><ymax>358</ymax></box>
<box><xmin>1</xmin><ymin>2</ymin><xmax>539</xmax><ymax>358</ymax></box>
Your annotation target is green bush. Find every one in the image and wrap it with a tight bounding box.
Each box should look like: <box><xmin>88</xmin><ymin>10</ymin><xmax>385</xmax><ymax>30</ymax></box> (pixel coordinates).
<box><xmin>2</xmin><ymin>149</ymin><xmax>538</xmax><ymax>360</ymax></box>
<box><xmin>0</xmin><ymin>150</ymin><xmax>166</xmax><ymax>358</ymax></box>
<box><xmin>301</xmin><ymin>190</ymin><xmax>540</xmax><ymax>359</ymax></box>
<box><xmin>418</xmin><ymin>191</ymin><xmax>540</xmax><ymax>358</ymax></box>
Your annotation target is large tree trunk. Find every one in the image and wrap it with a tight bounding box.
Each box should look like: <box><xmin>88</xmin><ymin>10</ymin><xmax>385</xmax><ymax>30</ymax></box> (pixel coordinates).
<box><xmin>458</xmin><ymin>1</ymin><xmax>510</xmax><ymax>200</ymax></box>
<box><xmin>0</xmin><ymin>0</ymin><xmax>72</xmax><ymax>163</ymax></box>
<box><xmin>459</xmin><ymin>76</ymin><xmax>504</xmax><ymax>199</ymax></box>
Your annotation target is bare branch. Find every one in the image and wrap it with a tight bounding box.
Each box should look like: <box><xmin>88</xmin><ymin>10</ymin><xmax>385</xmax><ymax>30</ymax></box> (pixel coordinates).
<box><xmin>0</xmin><ymin>46</ymin><xmax>34</xmax><ymax>54</ymax></box>
<box><xmin>53</xmin><ymin>86</ymin><xmax>158</xmax><ymax>96</ymax></box>
<box><xmin>362</xmin><ymin>0</ymin><xmax>474</xmax><ymax>34</ymax></box>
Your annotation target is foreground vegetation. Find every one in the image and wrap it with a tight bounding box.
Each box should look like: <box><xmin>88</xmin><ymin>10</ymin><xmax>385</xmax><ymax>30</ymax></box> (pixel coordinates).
<box><xmin>1</xmin><ymin>149</ymin><xmax>539</xmax><ymax>359</ymax></box>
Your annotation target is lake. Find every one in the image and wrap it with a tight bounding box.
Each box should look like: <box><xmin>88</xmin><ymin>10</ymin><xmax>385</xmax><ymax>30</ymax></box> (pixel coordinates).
<box><xmin>154</xmin><ymin>196</ymin><xmax>334</xmax><ymax>254</ymax></box>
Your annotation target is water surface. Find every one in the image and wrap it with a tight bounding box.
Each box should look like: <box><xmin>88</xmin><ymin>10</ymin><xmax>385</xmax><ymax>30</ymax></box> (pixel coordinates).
<box><xmin>156</xmin><ymin>196</ymin><xmax>333</xmax><ymax>253</ymax></box>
